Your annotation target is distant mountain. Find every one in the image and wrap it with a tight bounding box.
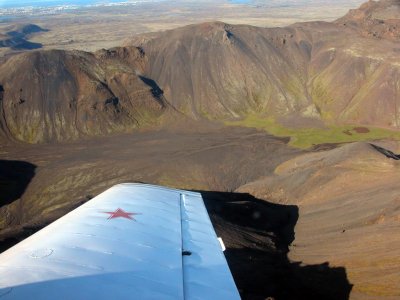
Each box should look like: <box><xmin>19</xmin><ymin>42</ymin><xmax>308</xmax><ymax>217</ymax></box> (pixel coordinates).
<box><xmin>0</xmin><ymin>24</ymin><xmax>47</xmax><ymax>50</ymax></box>
<box><xmin>0</xmin><ymin>0</ymin><xmax>400</xmax><ymax>143</ymax></box>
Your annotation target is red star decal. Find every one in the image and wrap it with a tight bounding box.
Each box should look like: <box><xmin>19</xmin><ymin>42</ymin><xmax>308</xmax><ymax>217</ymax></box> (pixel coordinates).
<box><xmin>103</xmin><ymin>208</ymin><xmax>141</xmax><ymax>220</ymax></box>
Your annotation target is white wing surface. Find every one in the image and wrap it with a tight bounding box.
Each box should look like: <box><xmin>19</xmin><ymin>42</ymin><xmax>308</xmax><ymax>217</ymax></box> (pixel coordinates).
<box><xmin>0</xmin><ymin>183</ymin><xmax>240</xmax><ymax>299</ymax></box>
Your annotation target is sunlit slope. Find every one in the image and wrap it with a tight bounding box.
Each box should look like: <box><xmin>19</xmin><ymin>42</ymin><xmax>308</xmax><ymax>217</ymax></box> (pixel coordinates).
<box><xmin>1</xmin><ymin>0</ymin><xmax>400</xmax><ymax>144</ymax></box>
<box><xmin>237</xmin><ymin>142</ymin><xmax>400</xmax><ymax>299</ymax></box>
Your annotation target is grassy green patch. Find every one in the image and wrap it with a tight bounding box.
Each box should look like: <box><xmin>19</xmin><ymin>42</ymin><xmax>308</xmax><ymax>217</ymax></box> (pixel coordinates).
<box><xmin>225</xmin><ymin>115</ymin><xmax>400</xmax><ymax>149</ymax></box>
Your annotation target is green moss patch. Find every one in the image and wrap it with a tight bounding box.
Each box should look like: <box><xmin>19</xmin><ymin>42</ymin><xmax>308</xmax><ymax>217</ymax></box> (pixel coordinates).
<box><xmin>225</xmin><ymin>115</ymin><xmax>400</xmax><ymax>149</ymax></box>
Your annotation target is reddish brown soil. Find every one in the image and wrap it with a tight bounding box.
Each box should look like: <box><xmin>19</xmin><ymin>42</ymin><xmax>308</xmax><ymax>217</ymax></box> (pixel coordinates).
<box><xmin>353</xmin><ymin>127</ymin><xmax>370</xmax><ymax>133</ymax></box>
<box><xmin>238</xmin><ymin>142</ymin><xmax>400</xmax><ymax>299</ymax></box>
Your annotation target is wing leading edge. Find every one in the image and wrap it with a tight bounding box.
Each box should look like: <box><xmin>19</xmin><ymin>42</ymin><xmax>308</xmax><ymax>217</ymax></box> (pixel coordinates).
<box><xmin>0</xmin><ymin>183</ymin><xmax>240</xmax><ymax>299</ymax></box>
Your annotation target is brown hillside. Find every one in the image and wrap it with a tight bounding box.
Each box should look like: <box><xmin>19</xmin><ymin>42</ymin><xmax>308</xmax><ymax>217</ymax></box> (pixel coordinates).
<box><xmin>0</xmin><ymin>47</ymin><xmax>169</xmax><ymax>143</ymax></box>
<box><xmin>128</xmin><ymin>22</ymin><xmax>312</xmax><ymax>119</ymax></box>
<box><xmin>1</xmin><ymin>1</ymin><xmax>400</xmax><ymax>143</ymax></box>
<box><xmin>126</xmin><ymin>1</ymin><xmax>400</xmax><ymax>128</ymax></box>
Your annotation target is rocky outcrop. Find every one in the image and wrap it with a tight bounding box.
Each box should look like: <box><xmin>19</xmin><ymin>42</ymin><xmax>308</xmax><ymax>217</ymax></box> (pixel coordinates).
<box><xmin>336</xmin><ymin>0</ymin><xmax>400</xmax><ymax>41</ymax></box>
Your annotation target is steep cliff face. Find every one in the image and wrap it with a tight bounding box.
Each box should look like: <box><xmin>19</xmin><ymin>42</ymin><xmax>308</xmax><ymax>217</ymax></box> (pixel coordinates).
<box><xmin>0</xmin><ymin>47</ymin><xmax>168</xmax><ymax>143</ymax></box>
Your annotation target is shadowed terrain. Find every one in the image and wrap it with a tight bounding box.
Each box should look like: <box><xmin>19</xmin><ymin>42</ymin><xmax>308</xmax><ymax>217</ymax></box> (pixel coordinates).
<box><xmin>0</xmin><ymin>160</ymin><xmax>37</xmax><ymax>252</ymax></box>
<box><xmin>202</xmin><ymin>191</ymin><xmax>352</xmax><ymax>300</ymax></box>
<box><xmin>0</xmin><ymin>24</ymin><xmax>47</xmax><ymax>50</ymax></box>
<box><xmin>0</xmin><ymin>160</ymin><xmax>36</xmax><ymax>207</ymax></box>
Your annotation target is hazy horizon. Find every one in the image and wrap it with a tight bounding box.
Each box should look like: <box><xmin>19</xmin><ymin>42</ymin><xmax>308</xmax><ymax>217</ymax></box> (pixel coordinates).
<box><xmin>0</xmin><ymin>0</ymin><xmax>364</xmax><ymax>9</ymax></box>
<box><xmin>0</xmin><ymin>0</ymin><xmax>163</xmax><ymax>9</ymax></box>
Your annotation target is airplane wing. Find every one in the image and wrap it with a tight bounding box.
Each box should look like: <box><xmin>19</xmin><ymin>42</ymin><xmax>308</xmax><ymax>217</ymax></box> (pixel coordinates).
<box><xmin>0</xmin><ymin>183</ymin><xmax>240</xmax><ymax>299</ymax></box>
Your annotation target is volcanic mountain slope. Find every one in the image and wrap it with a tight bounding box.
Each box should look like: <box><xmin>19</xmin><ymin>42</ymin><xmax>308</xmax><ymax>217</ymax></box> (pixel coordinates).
<box><xmin>127</xmin><ymin>22</ymin><xmax>313</xmax><ymax>120</ymax></box>
<box><xmin>238</xmin><ymin>141</ymin><xmax>400</xmax><ymax>299</ymax></box>
<box><xmin>0</xmin><ymin>0</ymin><xmax>400</xmax><ymax>143</ymax></box>
<box><xmin>0</xmin><ymin>47</ymin><xmax>170</xmax><ymax>143</ymax></box>
<box><xmin>126</xmin><ymin>0</ymin><xmax>400</xmax><ymax>128</ymax></box>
